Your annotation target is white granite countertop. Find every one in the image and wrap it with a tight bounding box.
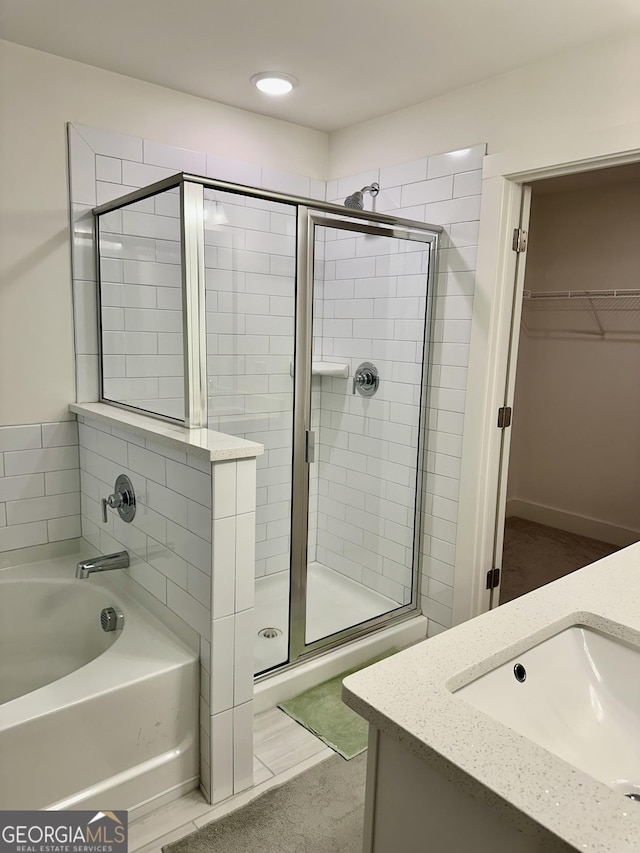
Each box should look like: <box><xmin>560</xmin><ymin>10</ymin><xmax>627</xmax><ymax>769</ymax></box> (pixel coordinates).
<box><xmin>343</xmin><ymin>543</ymin><xmax>640</xmax><ymax>852</ymax></box>
<box><xmin>70</xmin><ymin>403</ymin><xmax>263</xmax><ymax>462</ymax></box>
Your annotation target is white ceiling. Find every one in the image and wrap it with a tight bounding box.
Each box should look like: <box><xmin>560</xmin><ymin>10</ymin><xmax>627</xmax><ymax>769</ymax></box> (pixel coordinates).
<box><xmin>1</xmin><ymin>0</ymin><xmax>640</xmax><ymax>132</ymax></box>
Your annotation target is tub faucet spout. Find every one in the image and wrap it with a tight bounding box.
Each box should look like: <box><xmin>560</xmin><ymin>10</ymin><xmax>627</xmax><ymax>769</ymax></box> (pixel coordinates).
<box><xmin>75</xmin><ymin>551</ymin><xmax>129</xmax><ymax>579</ymax></box>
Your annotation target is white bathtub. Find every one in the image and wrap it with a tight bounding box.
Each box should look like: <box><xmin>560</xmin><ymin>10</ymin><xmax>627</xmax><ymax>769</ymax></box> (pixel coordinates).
<box><xmin>0</xmin><ymin>554</ymin><xmax>199</xmax><ymax>813</ymax></box>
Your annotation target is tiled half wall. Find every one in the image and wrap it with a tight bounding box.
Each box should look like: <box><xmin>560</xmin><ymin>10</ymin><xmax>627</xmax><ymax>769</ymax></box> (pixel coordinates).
<box><xmin>77</xmin><ymin>411</ymin><xmax>258</xmax><ymax>804</ymax></box>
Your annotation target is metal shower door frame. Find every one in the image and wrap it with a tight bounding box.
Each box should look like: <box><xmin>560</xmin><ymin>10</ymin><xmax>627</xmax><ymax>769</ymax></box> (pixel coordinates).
<box><xmin>93</xmin><ymin>171</ymin><xmax>441</xmax><ymax>427</ymax></box>
<box><xmin>288</xmin><ymin>210</ymin><xmax>439</xmax><ymax>665</ymax></box>
<box><xmin>93</xmin><ymin>172</ymin><xmax>441</xmax><ymax>669</ymax></box>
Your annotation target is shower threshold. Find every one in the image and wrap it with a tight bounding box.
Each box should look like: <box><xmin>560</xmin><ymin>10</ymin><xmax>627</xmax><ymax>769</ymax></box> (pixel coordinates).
<box><xmin>254</xmin><ymin>562</ymin><xmax>403</xmax><ymax>675</ymax></box>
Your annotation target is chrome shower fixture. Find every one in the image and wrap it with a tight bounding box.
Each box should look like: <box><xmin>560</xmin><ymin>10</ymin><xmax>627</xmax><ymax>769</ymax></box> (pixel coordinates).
<box><xmin>344</xmin><ymin>182</ymin><xmax>380</xmax><ymax>209</ymax></box>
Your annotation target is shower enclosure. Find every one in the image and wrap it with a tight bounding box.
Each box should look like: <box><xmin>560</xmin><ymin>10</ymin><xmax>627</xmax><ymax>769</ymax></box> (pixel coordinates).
<box><xmin>93</xmin><ymin>174</ymin><xmax>440</xmax><ymax>676</ymax></box>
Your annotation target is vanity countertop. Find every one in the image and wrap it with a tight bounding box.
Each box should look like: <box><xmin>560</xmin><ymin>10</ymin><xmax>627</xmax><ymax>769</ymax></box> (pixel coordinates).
<box><xmin>343</xmin><ymin>543</ymin><xmax>640</xmax><ymax>852</ymax></box>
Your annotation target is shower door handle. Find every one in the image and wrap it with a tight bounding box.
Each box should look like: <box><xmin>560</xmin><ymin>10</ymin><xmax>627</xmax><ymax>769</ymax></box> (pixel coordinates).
<box><xmin>305</xmin><ymin>430</ymin><xmax>316</xmax><ymax>464</ymax></box>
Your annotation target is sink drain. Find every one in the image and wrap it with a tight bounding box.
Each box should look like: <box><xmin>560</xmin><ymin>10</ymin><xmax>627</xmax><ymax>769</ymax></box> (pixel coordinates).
<box><xmin>513</xmin><ymin>663</ymin><xmax>527</xmax><ymax>683</ymax></box>
<box><xmin>258</xmin><ymin>627</ymin><xmax>282</xmax><ymax>639</ymax></box>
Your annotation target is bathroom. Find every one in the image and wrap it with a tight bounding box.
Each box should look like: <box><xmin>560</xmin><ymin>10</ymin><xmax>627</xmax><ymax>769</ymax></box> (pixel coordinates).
<box><xmin>1</xmin><ymin>3</ymin><xmax>640</xmax><ymax>849</ymax></box>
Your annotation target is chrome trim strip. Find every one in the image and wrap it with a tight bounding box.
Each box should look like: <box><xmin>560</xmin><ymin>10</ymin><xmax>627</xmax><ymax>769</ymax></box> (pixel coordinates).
<box><xmin>181</xmin><ymin>181</ymin><xmax>207</xmax><ymax>428</ymax></box>
<box><xmin>94</xmin><ymin>212</ymin><xmax>105</xmax><ymax>402</ymax></box>
<box><xmin>289</xmin><ymin>214</ymin><xmax>437</xmax><ymax>662</ymax></box>
<box><xmin>93</xmin><ymin>172</ymin><xmax>443</xmax><ymax>235</ymax></box>
<box><xmin>412</xmin><ymin>235</ymin><xmax>439</xmax><ymax>614</ymax></box>
<box><xmin>92</xmin><ymin>175</ymin><xmax>183</xmax><ymax>215</ymax></box>
<box><xmin>308</xmin><ymin>214</ymin><xmax>435</xmax><ymax>242</ymax></box>
<box><xmin>288</xmin><ymin>205</ymin><xmax>313</xmax><ymax>663</ymax></box>
<box><xmin>255</xmin><ymin>605</ymin><xmax>421</xmax><ymax>680</ymax></box>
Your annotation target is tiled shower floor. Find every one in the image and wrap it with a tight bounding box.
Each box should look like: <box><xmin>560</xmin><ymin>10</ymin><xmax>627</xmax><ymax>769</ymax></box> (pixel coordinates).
<box><xmin>254</xmin><ymin>562</ymin><xmax>399</xmax><ymax>673</ymax></box>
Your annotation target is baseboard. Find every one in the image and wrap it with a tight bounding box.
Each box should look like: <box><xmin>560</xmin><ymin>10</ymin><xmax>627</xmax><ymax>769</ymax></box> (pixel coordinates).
<box><xmin>506</xmin><ymin>499</ymin><xmax>640</xmax><ymax>547</ymax></box>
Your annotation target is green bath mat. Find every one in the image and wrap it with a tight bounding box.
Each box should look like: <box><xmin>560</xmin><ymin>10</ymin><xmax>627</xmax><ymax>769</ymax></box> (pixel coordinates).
<box><xmin>278</xmin><ymin>650</ymin><xmax>397</xmax><ymax>760</ymax></box>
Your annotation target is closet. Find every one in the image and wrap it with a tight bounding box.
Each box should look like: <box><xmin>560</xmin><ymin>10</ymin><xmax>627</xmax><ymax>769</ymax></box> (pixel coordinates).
<box><xmin>499</xmin><ymin>163</ymin><xmax>640</xmax><ymax>604</ymax></box>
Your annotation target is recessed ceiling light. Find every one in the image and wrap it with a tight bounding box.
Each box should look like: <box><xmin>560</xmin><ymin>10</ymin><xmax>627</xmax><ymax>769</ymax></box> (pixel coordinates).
<box><xmin>251</xmin><ymin>72</ymin><xmax>297</xmax><ymax>96</ymax></box>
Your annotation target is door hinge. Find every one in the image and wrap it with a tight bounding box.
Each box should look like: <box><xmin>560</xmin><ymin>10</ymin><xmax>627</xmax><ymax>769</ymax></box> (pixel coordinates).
<box><xmin>486</xmin><ymin>568</ymin><xmax>501</xmax><ymax>590</ymax></box>
<box><xmin>497</xmin><ymin>406</ymin><xmax>512</xmax><ymax>429</ymax></box>
<box><xmin>512</xmin><ymin>228</ymin><xmax>528</xmax><ymax>253</ymax></box>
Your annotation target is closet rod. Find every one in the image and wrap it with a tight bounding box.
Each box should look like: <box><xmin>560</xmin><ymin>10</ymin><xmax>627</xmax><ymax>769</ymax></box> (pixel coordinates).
<box><xmin>523</xmin><ymin>288</ymin><xmax>640</xmax><ymax>301</ymax></box>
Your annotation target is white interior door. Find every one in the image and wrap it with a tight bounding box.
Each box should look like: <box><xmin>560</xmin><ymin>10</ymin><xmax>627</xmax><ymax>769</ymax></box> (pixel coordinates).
<box><xmin>489</xmin><ymin>185</ymin><xmax>532</xmax><ymax>609</ymax></box>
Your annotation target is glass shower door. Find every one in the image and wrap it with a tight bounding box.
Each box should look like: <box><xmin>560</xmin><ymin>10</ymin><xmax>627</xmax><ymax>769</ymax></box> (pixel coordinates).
<box><xmin>292</xmin><ymin>213</ymin><xmax>434</xmax><ymax>656</ymax></box>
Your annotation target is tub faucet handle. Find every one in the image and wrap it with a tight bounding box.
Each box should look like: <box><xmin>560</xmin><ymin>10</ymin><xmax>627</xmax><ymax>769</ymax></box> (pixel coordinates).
<box><xmin>101</xmin><ymin>474</ymin><xmax>136</xmax><ymax>524</ymax></box>
<box><xmin>101</xmin><ymin>493</ymin><xmax>122</xmax><ymax>523</ymax></box>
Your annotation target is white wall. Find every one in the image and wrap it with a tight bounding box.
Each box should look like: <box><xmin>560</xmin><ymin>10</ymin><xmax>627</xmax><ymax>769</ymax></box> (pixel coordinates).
<box><xmin>507</xmin><ymin>179</ymin><xmax>640</xmax><ymax>542</ymax></box>
<box><xmin>516</xmin><ymin>181</ymin><xmax>640</xmax><ymax>294</ymax></box>
<box><xmin>328</xmin><ymin>33</ymin><xmax>640</xmax><ymax>177</ymax></box>
<box><xmin>0</xmin><ymin>39</ymin><xmax>327</xmax><ymax>427</ymax></box>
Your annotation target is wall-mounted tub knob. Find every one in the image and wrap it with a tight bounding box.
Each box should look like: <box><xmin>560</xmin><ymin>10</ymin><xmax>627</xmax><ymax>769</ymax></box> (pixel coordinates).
<box><xmin>101</xmin><ymin>474</ymin><xmax>136</xmax><ymax>524</ymax></box>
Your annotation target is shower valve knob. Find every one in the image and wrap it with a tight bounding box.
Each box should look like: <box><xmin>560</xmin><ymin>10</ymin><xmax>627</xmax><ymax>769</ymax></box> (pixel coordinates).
<box><xmin>101</xmin><ymin>474</ymin><xmax>136</xmax><ymax>524</ymax></box>
<box><xmin>353</xmin><ymin>362</ymin><xmax>380</xmax><ymax>397</ymax></box>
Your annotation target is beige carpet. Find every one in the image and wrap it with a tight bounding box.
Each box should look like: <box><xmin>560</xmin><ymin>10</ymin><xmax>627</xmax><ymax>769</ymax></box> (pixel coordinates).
<box><xmin>499</xmin><ymin>517</ymin><xmax>619</xmax><ymax>604</ymax></box>
<box><xmin>164</xmin><ymin>754</ymin><xmax>366</xmax><ymax>853</ymax></box>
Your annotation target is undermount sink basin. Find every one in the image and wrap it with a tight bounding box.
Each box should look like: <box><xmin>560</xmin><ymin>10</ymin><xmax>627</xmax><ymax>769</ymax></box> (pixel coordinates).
<box><xmin>453</xmin><ymin>625</ymin><xmax>640</xmax><ymax>797</ymax></box>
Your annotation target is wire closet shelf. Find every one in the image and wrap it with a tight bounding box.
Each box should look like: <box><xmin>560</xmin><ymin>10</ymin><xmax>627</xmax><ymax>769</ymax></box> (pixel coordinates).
<box><xmin>522</xmin><ymin>288</ymin><xmax>640</xmax><ymax>340</ymax></box>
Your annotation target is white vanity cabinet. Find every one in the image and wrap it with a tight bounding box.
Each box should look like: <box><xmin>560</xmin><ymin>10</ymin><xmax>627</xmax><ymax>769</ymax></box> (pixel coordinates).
<box><xmin>361</xmin><ymin>728</ymin><xmax>570</xmax><ymax>853</ymax></box>
<box><xmin>342</xmin><ymin>542</ymin><xmax>640</xmax><ymax>853</ymax></box>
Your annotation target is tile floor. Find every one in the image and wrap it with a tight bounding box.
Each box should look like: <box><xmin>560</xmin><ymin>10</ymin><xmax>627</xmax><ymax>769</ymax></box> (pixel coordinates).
<box><xmin>129</xmin><ymin>707</ymin><xmax>334</xmax><ymax>853</ymax></box>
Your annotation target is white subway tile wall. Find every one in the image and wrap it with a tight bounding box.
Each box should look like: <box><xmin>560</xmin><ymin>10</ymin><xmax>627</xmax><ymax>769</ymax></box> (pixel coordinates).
<box><xmin>77</xmin><ymin>413</ymin><xmax>257</xmax><ymax>803</ymax></box>
<box><xmin>78</xmin><ymin>414</ymin><xmax>212</xmax><ymax>609</ymax></box>
<box><xmin>98</xmin><ymin>189</ymin><xmax>185</xmax><ymax>420</ymax></box>
<box><xmin>309</xmin><ymin>225</ymin><xmax>428</xmax><ymax>608</ymax></box>
<box><xmin>68</xmin><ymin>125</ymin><xmax>485</xmax><ymax>644</ymax></box>
<box><xmin>208</xmin><ymin>458</ymin><xmax>256</xmax><ymax>802</ymax></box>
<box><xmin>0</xmin><ymin>423</ymin><xmax>80</xmax><ymax>552</ymax></box>
<box><xmin>327</xmin><ymin>143</ymin><xmax>485</xmax><ymax>635</ymax></box>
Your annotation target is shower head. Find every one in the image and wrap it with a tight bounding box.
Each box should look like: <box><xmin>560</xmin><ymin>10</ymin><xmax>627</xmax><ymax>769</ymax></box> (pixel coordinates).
<box><xmin>344</xmin><ymin>190</ymin><xmax>364</xmax><ymax>209</ymax></box>
<box><xmin>344</xmin><ymin>182</ymin><xmax>380</xmax><ymax>209</ymax></box>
